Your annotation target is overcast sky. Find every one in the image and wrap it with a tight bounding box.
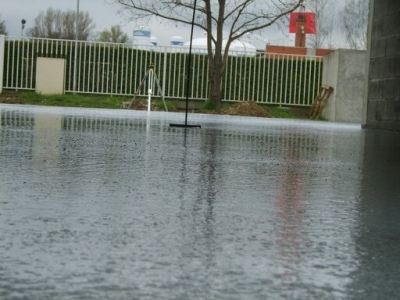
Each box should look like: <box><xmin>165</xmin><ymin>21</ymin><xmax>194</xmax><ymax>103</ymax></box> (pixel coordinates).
<box><xmin>0</xmin><ymin>0</ymin><xmax>346</xmax><ymax>49</ymax></box>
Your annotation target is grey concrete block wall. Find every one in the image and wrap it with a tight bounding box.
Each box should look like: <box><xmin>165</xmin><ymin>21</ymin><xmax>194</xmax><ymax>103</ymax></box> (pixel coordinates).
<box><xmin>322</xmin><ymin>49</ymin><xmax>366</xmax><ymax>123</ymax></box>
<box><xmin>364</xmin><ymin>0</ymin><xmax>400</xmax><ymax>132</ymax></box>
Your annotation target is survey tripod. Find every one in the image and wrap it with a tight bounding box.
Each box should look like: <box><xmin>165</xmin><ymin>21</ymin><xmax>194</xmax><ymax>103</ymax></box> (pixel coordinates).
<box><xmin>127</xmin><ymin>62</ymin><xmax>168</xmax><ymax>111</ymax></box>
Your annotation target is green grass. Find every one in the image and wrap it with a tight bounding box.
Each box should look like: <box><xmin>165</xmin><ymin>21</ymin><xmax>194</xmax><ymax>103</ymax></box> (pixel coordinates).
<box><xmin>269</xmin><ymin>107</ymin><xmax>298</xmax><ymax>119</ymax></box>
<box><xmin>18</xmin><ymin>91</ymin><xmax>127</xmax><ymax>109</ymax></box>
<box><xmin>155</xmin><ymin>100</ymin><xmax>177</xmax><ymax>111</ymax></box>
<box><xmin>201</xmin><ymin>99</ymin><xmax>217</xmax><ymax>110</ymax></box>
<box><xmin>2</xmin><ymin>91</ymin><xmax>309</xmax><ymax>119</ymax></box>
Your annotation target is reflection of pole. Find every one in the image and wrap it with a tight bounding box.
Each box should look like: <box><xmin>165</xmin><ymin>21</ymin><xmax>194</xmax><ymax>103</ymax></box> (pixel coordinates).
<box><xmin>73</xmin><ymin>0</ymin><xmax>80</xmax><ymax>93</ymax></box>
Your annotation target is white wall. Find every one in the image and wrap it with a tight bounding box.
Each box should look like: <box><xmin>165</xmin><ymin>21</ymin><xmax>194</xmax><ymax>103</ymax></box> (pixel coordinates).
<box><xmin>322</xmin><ymin>49</ymin><xmax>366</xmax><ymax>123</ymax></box>
<box><xmin>0</xmin><ymin>35</ymin><xmax>5</xmax><ymax>94</ymax></box>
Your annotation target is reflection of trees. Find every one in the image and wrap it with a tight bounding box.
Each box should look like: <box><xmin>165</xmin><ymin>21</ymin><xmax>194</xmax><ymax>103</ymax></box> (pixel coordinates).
<box><xmin>348</xmin><ymin>131</ymin><xmax>400</xmax><ymax>299</ymax></box>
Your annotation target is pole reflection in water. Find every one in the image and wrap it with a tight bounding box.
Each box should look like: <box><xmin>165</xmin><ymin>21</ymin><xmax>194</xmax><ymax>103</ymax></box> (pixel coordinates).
<box><xmin>1</xmin><ymin>105</ymin><xmax>399</xmax><ymax>299</ymax></box>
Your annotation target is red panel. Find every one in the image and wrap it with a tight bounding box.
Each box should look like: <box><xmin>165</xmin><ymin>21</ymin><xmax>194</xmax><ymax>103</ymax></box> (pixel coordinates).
<box><xmin>289</xmin><ymin>12</ymin><xmax>316</xmax><ymax>34</ymax></box>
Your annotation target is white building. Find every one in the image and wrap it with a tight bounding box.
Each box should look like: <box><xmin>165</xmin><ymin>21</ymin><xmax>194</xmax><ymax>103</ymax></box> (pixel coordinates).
<box><xmin>183</xmin><ymin>37</ymin><xmax>257</xmax><ymax>56</ymax></box>
<box><xmin>132</xmin><ymin>28</ymin><xmax>152</xmax><ymax>46</ymax></box>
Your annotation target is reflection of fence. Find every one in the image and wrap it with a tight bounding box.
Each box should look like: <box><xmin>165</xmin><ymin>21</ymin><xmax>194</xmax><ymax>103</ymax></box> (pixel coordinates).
<box><xmin>1</xmin><ymin>36</ymin><xmax>323</xmax><ymax>106</ymax></box>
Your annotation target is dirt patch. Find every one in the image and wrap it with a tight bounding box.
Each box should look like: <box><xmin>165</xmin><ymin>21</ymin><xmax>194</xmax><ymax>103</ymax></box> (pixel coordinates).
<box><xmin>221</xmin><ymin>101</ymin><xmax>272</xmax><ymax>118</ymax></box>
<box><xmin>125</xmin><ymin>99</ymin><xmax>164</xmax><ymax>111</ymax></box>
<box><xmin>0</xmin><ymin>95</ymin><xmax>23</xmax><ymax>104</ymax></box>
<box><xmin>289</xmin><ymin>106</ymin><xmax>309</xmax><ymax>119</ymax></box>
<box><xmin>126</xmin><ymin>99</ymin><xmax>274</xmax><ymax>119</ymax></box>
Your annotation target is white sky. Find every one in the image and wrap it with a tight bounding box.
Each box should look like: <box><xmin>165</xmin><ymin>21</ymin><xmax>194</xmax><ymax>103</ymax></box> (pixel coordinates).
<box><xmin>0</xmin><ymin>0</ymin><xmax>347</xmax><ymax>49</ymax></box>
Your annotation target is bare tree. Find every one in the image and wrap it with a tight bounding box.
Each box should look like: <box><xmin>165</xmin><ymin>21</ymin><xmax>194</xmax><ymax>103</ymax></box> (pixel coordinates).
<box><xmin>115</xmin><ymin>0</ymin><xmax>304</xmax><ymax>108</ymax></box>
<box><xmin>98</xmin><ymin>25</ymin><xmax>129</xmax><ymax>43</ymax></box>
<box><xmin>27</xmin><ymin>7</ymin><xmax>96</xmax><ymax>40</ymax></box>
<box><xmin>305</xmin><ymin>0</ymin><xmax>337</xmax><ymax>48</ymax></box>
<box><xmin>0</xmin><ymin>16</ymin><xmax>7</xmax><ymax>35</ymax></box>
<box><xmin>341</xmin><ymin>0</ymin><xmax>368</xmax><ymax>50</ymax></box>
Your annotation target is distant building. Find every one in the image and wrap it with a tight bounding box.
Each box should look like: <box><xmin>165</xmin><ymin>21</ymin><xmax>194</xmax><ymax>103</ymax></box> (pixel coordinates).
<box><xmin>184</xmin><ymin>37</ymin><xmax>257</xmax><ymax>57</ymax></box>
<box><xmin>170</xmin><ymin>36</ymin><xmax>184</xmax><ymax>46</ymax></box>
<box><xmin>150</xmin><ymin>37</ymin><xmax>158</xmax><ymax>46</ymax></box>
<box><xmin>265</xmin><ymin>45</ymin><xmax>332</xmax><ymax>58</ymax></box>
<box><xmin>132</xmin><ymin>28</ymin><xmax>152</xmax><ymax>46</ymax></box>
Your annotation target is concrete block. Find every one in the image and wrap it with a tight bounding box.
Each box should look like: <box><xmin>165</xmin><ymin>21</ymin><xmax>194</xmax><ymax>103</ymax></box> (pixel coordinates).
<box><xmin>369</xmin><ymin>79</ymin><xmax>383</xmax><ymax>99</ymax></box>
<box><xmin>364</xmin><ymin>0</ymin><xmax>400</xmax><ymax>132</ymax></box>
<box><xmin>382</xmin><ymin>100</ymin><xmax>400</xmax><ymax>122</ymax></box>
<box><xmin>394</xmin><ymin>100</ymin><xmax>400</xmax><ymax>119</ymax></box>
<box><xmin>373</xmin><ymin>0</ymin><xmax>389</xmax><ymax>20</ymax></box>
<box><xmin>371</xmin><ymin>19</ymin><xmax>383</xmax><ymax>40</ymax></box>
<box><xmin>386</xmin><ymin>36</ymin><xmax>400</xmax><ymax>56</ymax></box>
<box><xmin>383</xmin><ymin>13</ymin><xmax>400</xmax><ymax>37</ymax></box>
<box><xmin>322</xmin><ymin>49</ymin><xmax>366</xmax><ymax>123</ymax></box>
<box><xmin>383</xmin><ymin>78</ymin><xmax>400</xmax><ymax>99</ymax></box>
<box><xmin>383</xmin><ymin>57</ymin><xmax>397</xmax><ymax>77</ymax></box>
<box><xmin>366</xmin><ymin>99</ymin><xmax>382</xmax><ymax>122</ymax></box>
<box><xmin>370</xmin><ymin>38</ymin><xmax>386</xmax><ymax>59</ymax></box>
<box><xmin>389</xmin><ymin>0</ymin><xmax>400</xmax><ymax>13</ymax></box>
<box><xmin>369</xmin><ymin>58</ymin><xmax>393</xmax><ymax>79</ymax></box>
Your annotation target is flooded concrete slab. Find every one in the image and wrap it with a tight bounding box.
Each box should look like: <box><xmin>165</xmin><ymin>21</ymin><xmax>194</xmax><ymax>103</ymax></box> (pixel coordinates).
<box><xmin>1</xmin><ymin>104</ymin><xmax>400</xmax><ymax>299</ymax></box>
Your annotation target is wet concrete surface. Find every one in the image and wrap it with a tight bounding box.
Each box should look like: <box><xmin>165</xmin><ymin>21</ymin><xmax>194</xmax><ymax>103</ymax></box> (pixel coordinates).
<box><xmin>1</xmin><ymin>104</ymin><xmax>400</xmax><ymax>300</ymax></box>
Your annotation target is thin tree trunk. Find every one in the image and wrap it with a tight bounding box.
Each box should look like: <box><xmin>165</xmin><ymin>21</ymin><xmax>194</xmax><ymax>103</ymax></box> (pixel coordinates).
<box><xmin>207</xmin><ymin>0</ymin><xmax>225</xmax><ymax>108</ymax></box>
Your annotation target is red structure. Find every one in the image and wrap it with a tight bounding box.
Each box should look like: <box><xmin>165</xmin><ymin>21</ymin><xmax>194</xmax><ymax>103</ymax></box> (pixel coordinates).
<box><xmin>289</xmin><ymin>12</ymin><xmax>316</xmax><ymax>47</ymax></box>
<box><xmin>263</xmin><ymin>10</ymin><xmax>332</xmax><ymax>59</ymax></box>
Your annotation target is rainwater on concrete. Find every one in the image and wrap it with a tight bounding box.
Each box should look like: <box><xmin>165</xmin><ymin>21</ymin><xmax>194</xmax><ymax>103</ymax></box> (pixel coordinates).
<box><xmin>1</xmin><ymin>104</ymin><xmax>400</xmax><ymax>300</ymax></box>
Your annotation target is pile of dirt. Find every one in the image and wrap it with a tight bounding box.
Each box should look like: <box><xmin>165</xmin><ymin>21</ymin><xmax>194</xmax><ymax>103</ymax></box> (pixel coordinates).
<box><xmin>221</xmin><ymin>101</ymin><xmax>272</xmax><ymax>118</ymax></box>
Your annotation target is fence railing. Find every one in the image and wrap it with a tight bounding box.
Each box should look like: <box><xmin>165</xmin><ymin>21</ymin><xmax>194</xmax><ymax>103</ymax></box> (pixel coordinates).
<box><xmin>1</xmin><ymin>36</ymin><xmax>323</xmax><ymax>106</ymax></box>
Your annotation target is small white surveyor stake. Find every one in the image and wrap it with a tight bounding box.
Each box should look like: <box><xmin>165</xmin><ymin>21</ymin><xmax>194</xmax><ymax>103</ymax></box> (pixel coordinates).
<box><xmin>170</xmin><ymin>0</ymin><xmax>201</xmax><ymax>128</ymax></box>
<box><xmin>127</xmin><ymin>62</ymin><xmax>168</xmax><ymax>112</ymax></box>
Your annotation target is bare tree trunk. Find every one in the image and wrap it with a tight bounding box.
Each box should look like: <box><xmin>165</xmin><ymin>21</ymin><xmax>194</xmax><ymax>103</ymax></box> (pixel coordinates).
<box><xmin>206</xmin><ymin>0</ymin><xmax>225</xmax><ymax>108</ymax></box>
<box><xmin>208</xmin><ymin>54</ymin><xmax>223</xmax><ymax>108</ymax></box>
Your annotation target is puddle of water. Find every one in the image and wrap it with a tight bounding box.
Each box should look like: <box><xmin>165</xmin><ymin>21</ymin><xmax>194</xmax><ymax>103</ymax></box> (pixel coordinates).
<box><xmin>1</xmin><ymin>105</ymin><xmax>400</xmax><ymax>299</ymax></box>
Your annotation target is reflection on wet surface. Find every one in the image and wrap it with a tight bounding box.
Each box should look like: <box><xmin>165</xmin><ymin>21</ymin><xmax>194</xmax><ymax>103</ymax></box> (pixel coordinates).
<box><xmin>1</xmin><ymin>104</ymin><xmax>399</xmax><ymax>299</ymax></box>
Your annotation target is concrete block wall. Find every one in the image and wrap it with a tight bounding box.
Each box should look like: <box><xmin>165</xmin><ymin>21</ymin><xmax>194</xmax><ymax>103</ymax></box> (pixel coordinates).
<box><xmin>322</xmin><ymin>49</ymin><xmax>366</xmax><ymax>123</ymax></box>
<box><xmin>363</xmin><ymin>0</ymin><xmax>400</xmax><ymax>132</ymax></box>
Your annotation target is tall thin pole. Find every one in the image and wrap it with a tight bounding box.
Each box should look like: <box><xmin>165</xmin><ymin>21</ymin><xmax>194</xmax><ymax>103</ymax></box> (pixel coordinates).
<box><xmin>184</xmin><ymin>0</ymin><xmax>197</xmax><ymax>126</ymax></box>
<box><xmin>169</xmin><ymin>0</ymin><xmax>201</xmax><ymax>128</ymax></box>
<box><xmin>73</xmin><ymin>0</ymin><xmax>80</xmax><ymax>92</ymax></box>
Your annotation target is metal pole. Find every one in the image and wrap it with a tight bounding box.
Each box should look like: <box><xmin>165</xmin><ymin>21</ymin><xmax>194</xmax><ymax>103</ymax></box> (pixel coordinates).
<box><xmin>73</xmin><ymin>0</ymin><xmax>80</xmax><ymax>93</ymax></box>
<box><xmin>148</xmin><ymin>68</ymin><xmax>153</xmax><ymax>111</ymax></box>
<box><xmin>169</xmin><ymin>0</ymin><xmax>201</xmax><ymax>128</ymax></box>
<box><xmin>184</xmin><ymin>0</ymin><xmax>197</xmax><ymax>125</ymax></box>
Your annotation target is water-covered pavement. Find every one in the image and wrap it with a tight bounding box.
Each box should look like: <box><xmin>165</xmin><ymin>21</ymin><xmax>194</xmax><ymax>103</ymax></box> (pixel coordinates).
<box><xmin>1</xmin><ymin>104</ymin><xmax>400</xmax><ymax>300</ymax></box>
